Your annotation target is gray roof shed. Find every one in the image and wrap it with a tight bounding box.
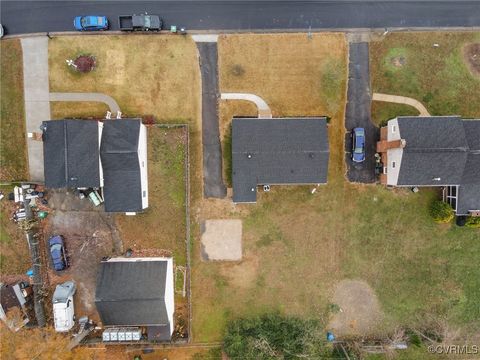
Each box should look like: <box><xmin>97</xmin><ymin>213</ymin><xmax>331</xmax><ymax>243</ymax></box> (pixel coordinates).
<box><xmin>95</xmin><ymin>260</ymin><xmax>169</xmax><ymax>327</ymax></box>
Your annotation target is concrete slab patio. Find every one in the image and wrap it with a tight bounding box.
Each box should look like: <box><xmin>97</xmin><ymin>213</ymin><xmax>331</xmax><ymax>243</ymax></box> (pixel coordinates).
<box><xmin>21</xmin><ymin>37</ymin><xmax>50</xmax><ymax>182</ymax></box>
<box><xmin>201</xmin><ymin>219</ymin><xmax>242</xmax><ymax>261</ymax></box>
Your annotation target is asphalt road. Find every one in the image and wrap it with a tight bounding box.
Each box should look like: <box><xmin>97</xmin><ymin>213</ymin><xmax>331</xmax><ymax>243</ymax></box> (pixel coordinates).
<box><xmin>345</xmin><ymin>42</ymin><xmax>378</xmax><ymax>183</ymax></box>
<box><xmin>197</xmin><ymin>42</ymin><xmax>227</xmax><ymax>199</ymax></box>
<box><xmin>2</xmin><ymin>1</ymin><xmax>480</xmax><ymax>35</ymax></box>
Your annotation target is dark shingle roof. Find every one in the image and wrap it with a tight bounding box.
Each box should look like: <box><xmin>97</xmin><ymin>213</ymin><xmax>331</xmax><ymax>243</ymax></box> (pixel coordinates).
<box><xmin>43</xmin><ymin>120</ymin><xmax>100</xmax><ymax>188</ymax></box>
<box><xmin>457</xmin><ymin>184</ymin><xmax>480</xmax><ymax>215</ymax></box>
<box><xmin>232</xmin><ymin>118</ymin><xmax>329</xmax><ymax>203</ymax></box>
<box><xmin>463</xmin><ymin>119</ymin><xmax>480</xmax><ymax>150</ymax></box>
<box><xmin>100</xmin><ymin>120</ymin><xmax>143</xmax><ymax>212</ymax></box>
<box><xmin>95</xmin><ymin>260</ymin><xmax>169</xmax><ymax>326</ymax></box>
<box><xmin>396</xmin><ymin>116</ymin><xmax>469</xmax><ymax>186</ymax></box>
<box><xmin>395</xmin><ymin>116</ymin><xmax>480</xmax><ymax>213</ymax></box>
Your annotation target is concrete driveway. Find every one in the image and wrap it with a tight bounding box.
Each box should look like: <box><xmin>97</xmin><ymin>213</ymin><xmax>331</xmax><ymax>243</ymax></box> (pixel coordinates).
<box><xmin>345</xmin><ymin>42</ymin><xmax>378</xmax><ymax>183</ymax></box>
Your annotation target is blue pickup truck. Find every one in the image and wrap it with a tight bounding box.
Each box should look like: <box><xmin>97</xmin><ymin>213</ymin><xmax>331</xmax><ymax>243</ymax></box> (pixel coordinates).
<box><xmin>74</xmin><ymin>15</ymin><xmax>109</xmax><ymax>31</ymax></box>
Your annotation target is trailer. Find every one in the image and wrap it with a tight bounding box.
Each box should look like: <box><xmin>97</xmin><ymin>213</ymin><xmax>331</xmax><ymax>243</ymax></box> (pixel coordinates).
<box><xmin>119</xmin><ymin>13</ymin><xmax>162</xmax><ymax>31</ymax></box>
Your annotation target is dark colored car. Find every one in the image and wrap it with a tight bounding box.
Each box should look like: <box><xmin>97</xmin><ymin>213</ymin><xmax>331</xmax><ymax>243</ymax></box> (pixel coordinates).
<box><xmin>351</xmin><ymin>127</ymin><xmax>366</xmax><ymax>163</ymax></box>
<box><xmin>74</xmin><ymin>15</ymin><xmax>109</xmax><ymax>31</ymax></box>
<box><xmin>49</xmin><ymin>235</ymin><xmax>68</xmax><ymax>271</ymax></box>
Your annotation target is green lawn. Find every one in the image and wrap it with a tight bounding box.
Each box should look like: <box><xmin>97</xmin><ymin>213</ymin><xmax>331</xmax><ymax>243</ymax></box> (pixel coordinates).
<box><xmin>0</xmin><ymin>40</ymin><xmax>28</xmax><ymax>181</ymax></box>
<box><xmin>370</xmin><ymin>32</ymin><xmax>480</xmax><ymax>124</ymax></box>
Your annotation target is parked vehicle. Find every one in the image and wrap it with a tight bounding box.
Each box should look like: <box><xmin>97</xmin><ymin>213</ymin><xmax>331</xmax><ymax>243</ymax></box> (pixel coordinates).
<box><xmin>119</xmin><ymin>13</ymin><xmax>162</xmax><ymax>31</ymax></box>
<box><xmin>0</xmin><ymin>24</ymin><xmax>4</xmax><ymax>38</ymax></box>
<box><xmin>48</xmin><ymin>235</ymin><xmax>68</xmax><ymax>271</ymax></box>
<box><xmin>53</xmin><ymin>281</ymin><xmax>76</xmax><ymax>332</ymax></box>
<box><xmin>351</xmin><ymin>127</ymin><xmax>366</xmax><ymax>163</ymax></box>
<box><xmin>74</xmin><ymin>15</ymin><xmax>109</xmax><ymax>31</ymax></box>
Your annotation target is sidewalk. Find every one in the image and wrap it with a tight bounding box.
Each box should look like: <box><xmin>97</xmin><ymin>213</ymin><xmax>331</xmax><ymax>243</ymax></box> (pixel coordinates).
<box><xmin>372</xmin><ymin>93</ymin><xmax>430</xmax><ymax>116</ymax></box>
<box><xmin>21</xmin><ymin>37</ymin><xmax>50</xmax><ymax>182</ymax></box>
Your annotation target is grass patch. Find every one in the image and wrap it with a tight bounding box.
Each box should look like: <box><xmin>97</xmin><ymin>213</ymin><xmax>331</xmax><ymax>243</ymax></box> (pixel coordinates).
<box><xmin>115</xmin><ymin>127</ymin><xmax>187</xmax><ymax>265</ymax></box>
<box><xmin>0</xmin><ymin>40</ymin><xmax>28</xmax><ymax>181</ymax></box>
<box><xmin>371</xmin><ymin>102</ymin><xmax>419</xmax><ymax>127</ymax></box>
<box><xmin>222</xmin><ymin>124</ymin><xmax>233</xmax><ymax>187</ymax></box>
<box><xmin>50</xmin><ymin>101</ymin><xmax>109</xmax><ymax>119</ymax></box>
<box><xmin>0</xmin><ymin>185</ymin><xmax>30</xmax><ymax>274</ymax></box>
<box><xmin>370</xmin><ymin>32</ymin><xmax>480</xmax><ymax>124</ymax></box>
<box><xmin>49</xmin><ymin>36</ymin><xmax>200</xmax><ymax>127</ymax></box>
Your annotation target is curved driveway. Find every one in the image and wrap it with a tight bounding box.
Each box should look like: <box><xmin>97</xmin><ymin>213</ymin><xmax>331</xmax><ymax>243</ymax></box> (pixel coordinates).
<box><xmin>2</xmin><ymin>1</ymin><xmax>480</xmax><ymax>35</ymax></box>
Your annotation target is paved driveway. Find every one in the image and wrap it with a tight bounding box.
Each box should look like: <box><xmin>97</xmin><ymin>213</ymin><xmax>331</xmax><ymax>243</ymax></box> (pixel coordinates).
<box><xmin>197</xmin><ymin>42</ymin><xmax>227</xmax><ymax>198</ymax></box>
<box><xmin>345</xmin><ymin>42</ymin><xmax>378</xmax><ymax>183</ymax></box>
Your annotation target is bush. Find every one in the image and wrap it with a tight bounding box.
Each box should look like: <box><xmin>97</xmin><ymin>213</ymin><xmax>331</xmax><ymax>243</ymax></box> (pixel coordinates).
<box><xmin>224</xmin><ymin>313</ymin><xmax>331</xmax><ymax>360</ymax></box>
<box><xmin>466</xmin><ymin>216</ymin><xmax>480</xmax><ymax>228</ymax></box>
<box><xmin>429</xmin><ymin>200</ymin><xmax>454</xmax><ymax>223</ymax></box>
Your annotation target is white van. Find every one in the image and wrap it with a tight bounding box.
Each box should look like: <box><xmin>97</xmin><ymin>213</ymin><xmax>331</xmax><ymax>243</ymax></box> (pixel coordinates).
<box><xmin>53</xmin><ymin>281</ymin><xmax>76</xmax><ymax>332</ymax></box>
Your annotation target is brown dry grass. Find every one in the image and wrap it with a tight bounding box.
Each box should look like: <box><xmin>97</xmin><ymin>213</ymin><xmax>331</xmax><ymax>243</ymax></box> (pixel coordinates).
<box><xmin>50</xmin><ymin>101</ymin><xmax>108</xmax><ymax>119</ymax></box>
<box><xmin>48</xmin><ymin>35</ymin><xmax>201</xmax><ymax>127</ymax></box>
<box><xmin>218</xmin><ymin>33</ymin><xmax>347</xmax><ymax>117</ymax></box>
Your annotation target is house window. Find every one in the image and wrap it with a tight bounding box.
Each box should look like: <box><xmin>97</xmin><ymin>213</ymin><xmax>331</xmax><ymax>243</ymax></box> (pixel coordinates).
<box><xmin>143</xmin><ymin>191</ymin><xmax>146</xmax><ymax>197</ymax></box>
<box><xmin>392</xmin><ymin>161</ymin><xmax>396</xmax><ymax>168</ymax></box>
<box><xmin>392</xmin><ymin>125</ymin><xmax>397</xmax><ymax>133</ymax></box>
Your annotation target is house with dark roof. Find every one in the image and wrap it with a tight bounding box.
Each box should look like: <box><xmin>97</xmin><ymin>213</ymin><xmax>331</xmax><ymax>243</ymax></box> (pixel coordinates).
<box><xmin>377</xmin><ymin>116</ymin><xmax>480</xmax><ymax>216</ymax></box>
<box><xmin>232</xmin><ymin>118</ymin><xmax>330</xmax><ymax>203</ymax></box>
<box><xmin>42</xmin><ymin>118</ymin><xmax>148</xmax><ymax>213</ymax></box>
<box><xmin>95</xmin><ymin>257</ymin><xmax>174</xmax><ymax>341</ymax></box>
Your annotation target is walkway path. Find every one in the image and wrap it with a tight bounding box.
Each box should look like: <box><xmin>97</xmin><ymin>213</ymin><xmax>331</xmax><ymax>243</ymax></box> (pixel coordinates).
<box><xmin>221</xmin><ymin>93</ymin><xmax>272</xmax><ymax>118</ymax></box>
<box><xmin>196</xmin><ymin>40</ymin><xmax>227</xmax><ymax>198</ymax></box>
<box><xmin>21</xmin><ymin>37</ymin><xmax>50</xmax><ymax>182</ymax></box>
<box><xmin>50</xmin><ymin>92</ymin><xmax>120</xmax><ymax>113</ymax></box>
<box><xmin>372</xmin><ymin>93</ymin><xmax>430</xmax><ymax>116</ymax></box>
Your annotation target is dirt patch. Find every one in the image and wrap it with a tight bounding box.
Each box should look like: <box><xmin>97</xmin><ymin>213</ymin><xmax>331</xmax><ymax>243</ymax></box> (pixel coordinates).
<box><xmin>463</xmin><ymin>43</ymin><xmax>480</xmax><ymax>77</ymax></box>
<box><xmin>44</xmin><ymin>211</ymin><xmax>123</xmax><ymax>323</ymax></box>
<box><xmin>391</xmin><ymin>56</ymin><xmax>406</xmax><ymax>68</ymax></box>
<box><xmin>328</xmin><ymin>279</ymin><xmax>383</xmax><ymax>337</ymax></box>
<box><xmin>220</xmin><ymin>251</ymin><xmax>259</xmax><ymax>289</ymax></box>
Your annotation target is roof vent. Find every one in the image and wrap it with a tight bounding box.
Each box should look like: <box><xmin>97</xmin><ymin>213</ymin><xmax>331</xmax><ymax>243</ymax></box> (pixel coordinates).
<box><xmin>247</xmin><ymin>153</ymin><xmax>252</xmax><ymax>159</ymax></box>
<box><xmin>432</xmin><ymin>177</ymin><xmax>441</xmax><ymax>181</ymax></box>
<box><xmin>309</xmin><ymin>153</ymin><xmax>315</xmax><ymax>159</ymax></box>
<box><xmin>251</xmin><ymin>187</ymin><xmax>255</xmax><ymax>192</ymax></box>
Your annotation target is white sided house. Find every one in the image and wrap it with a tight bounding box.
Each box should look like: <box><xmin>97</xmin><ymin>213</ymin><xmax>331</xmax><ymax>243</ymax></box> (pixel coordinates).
<box><xmin>95</xmin><ymin>257</ymin><xmax>175</xmax><ymax>342</ymax></box>
<box><xmin>377</xmin><ymin>116</ymin><xmax>480</xmax><ymax>216</ymax></box>
<box><xmin>42</xmin><ymin>118</ymin><xmax>148</xmax><ymax>213</ymax></box>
